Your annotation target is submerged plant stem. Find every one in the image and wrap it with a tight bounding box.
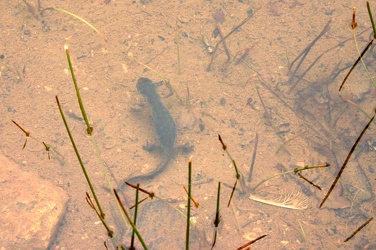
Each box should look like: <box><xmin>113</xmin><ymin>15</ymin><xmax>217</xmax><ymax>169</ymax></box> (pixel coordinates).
<box><xmin>114</xmin><ymin>189</ymin><xmax>148</xmax><ymax>249</ymax></box>
<box><xmin>52</xmin><ymin>7</ymin><xmax>107</xmax><ymax>42</ymax></box>
<box><xmin>55</xmin><ymin>96</ymin><xmax>105</xmax><ymax>218</ymax></box>
<box><xmin>367</xmin><ymin>2</ymin><xmax>376</xmax><ymax>38</ymax></box>
<box><xmin>186</xmin><ymin>158</ymin><xmax>192</xmax><ymax>250</ymax></box>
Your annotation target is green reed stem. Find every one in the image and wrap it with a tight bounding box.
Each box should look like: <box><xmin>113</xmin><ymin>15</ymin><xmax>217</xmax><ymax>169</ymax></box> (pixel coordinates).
<box><xmin>65</xmin><ymin>48</ymin><xmax>126</xmax><ymax>226</ymax></box>
<box><xmin>367</xmin><ymin>2</ymin><xmax>376</xmax><ymax>38</ymax></box>
<box><xmin>65</xmin><ymin>47</ymin><xmax>93</xmax><ymax>135</ymax></box>
<box><xmin>55</xmin><ymin>96</ymin><xmax>105</xmax><ymax>218</ymax></box>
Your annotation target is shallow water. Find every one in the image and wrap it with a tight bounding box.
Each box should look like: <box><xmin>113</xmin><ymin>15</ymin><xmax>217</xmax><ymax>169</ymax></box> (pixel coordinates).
<box><xmin>0</xmin><ymin>0</ymin><xmax>375</xmax><ymax>249</ymax></box>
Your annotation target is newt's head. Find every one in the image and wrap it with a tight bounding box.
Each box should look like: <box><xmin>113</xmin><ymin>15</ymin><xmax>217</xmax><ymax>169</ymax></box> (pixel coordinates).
<box><xmin>137</xmin><ymin>77</ymin><xmax>157</xmax><ymax>97</ymax></box>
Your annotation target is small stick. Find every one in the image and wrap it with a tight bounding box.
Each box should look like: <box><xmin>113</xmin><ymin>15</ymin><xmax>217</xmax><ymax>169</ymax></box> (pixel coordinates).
<box><xmin>184</xmin><ymin>186</ymin><xmax>200</xmax><ymax>208</ymax></box>
<box><xmin>125</xmin><ymin>182</ymin><xmax>155</xmax><ymax>199</ymax></box>
<box><xmin>11</xmin><ymin>120</ymin><xmax>30</xmax><ymax>135</ymax></box>
<box><xmin>218</xmin><ymin>133</ymin><xmax>227</xmax><ymax>150</ymax></box>
<box><xmin>344</xmin><ymin>217</ymin><xmax>373</xmax><ymax>242</ymax></box>
<box><xmin>352</xmin><ymin>7</ymin><xmax>358</xmax><ymax>30</ymax></box>
<box><xmin>248</xmin><ymin>133</ymin><xmax>258</xmax><ymax>182</ymax></box>
<box><xmin>236</xmin><ymin>234</ymin><xmax>268</xmax><ymax>250</ymax></box>
<box><xmin>293</xmin><ymin>163</ymin><xmax>330</xmax><ymax>173</ymax></box>
<box><xmin>11</xmin><ymin>120</ymin><xmax>30</xmax><ymax>149</ymax></box>
<box><xmin>12</xmin><ymin>120</ymin><xmax>60</xmax><ymax>160</ymax></box>
<box><xmin>218</xmin><ymin>134</ymin><xmax>241</xmax><ymax>180</ymax></box>
<box><xmin>207</xmin><ymin>12</ymin><xmax>253</xmax><ymax>71</ymax></box>
<box><xmin>126</xmin><ymin>183</ymin><xmax>186</xmax><ymax>216</ymax></box>
<box><xmin>296</xmin><ymin>172</ymin><xmax>322</xmax><ymax>190</ymax></box>
<box><xmin>42</xmin><ymin>142</ymin><xmax>51</xmax><ymax>160</ymax></box>
<box><xmin>227</xmin><ymin>179</ymin><xmax>237</xmax><ymax>207</ymax></box>
<box><xmin>185</xmin><ymin>157</ymin><xmax>192</xmax><ymax>250</ymax></box>
<box><xmin>86</xmin><ymin>192</ymin><xmax>114</xmax><ymax>237</ymax></box>
<box><xmin>211</xmin><ymin>182</ymin><xmax>221</xmax><ymax>250</ymax></box>
<box><xmin>320</xmin><ymin>110</ymin><xmax>375</xmax><ymax>208</ymax></box>
<box><xmin>215</xmin><ymin>24</ymin><xmax>232</xmax><ymax>62</ymax></box>
<box><xmin>339</xmin><ymin>39</ymin><xmax>374</xmax><ymax>91</ymax></box>
<box><xmin>129</xmin><ymin>197</ymin><xmax>148</xmax><ymax>210</ymax></box>
<box><xmin>213</xmin><ymin>182</ymin><xmax>221</xmax><ymax>228</ymax></box>
<box><xmin>185</xmin><ymin>85</ymin><xmax>191</xmax><ymax>109</ymax></box>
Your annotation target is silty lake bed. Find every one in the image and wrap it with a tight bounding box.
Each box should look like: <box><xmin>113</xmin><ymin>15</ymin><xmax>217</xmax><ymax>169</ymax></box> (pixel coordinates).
<box><xmin>0</xmin><ymin>0</ymin><xmax>375</xmax><ymax>249</ymax></box>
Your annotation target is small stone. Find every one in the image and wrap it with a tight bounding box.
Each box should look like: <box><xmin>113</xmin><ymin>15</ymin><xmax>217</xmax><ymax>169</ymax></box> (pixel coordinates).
<box><xmin>281</xmin><ymin>240</ymin><xmax>289</xmax><ymax>245</ymax></box>
<box><xmin>213</xmin><ymin>9</ymin><xmax>225</xmax><ymax>23</ymax></box>
<box><xmin>44</xmin><ymin>85</ymin><xmax>53</xmax><ymax>92</ymax></box>
<box><xmin>220</xmin><ymin>97</ymin><xmax>226</xmax><ymax>106</ymax></box>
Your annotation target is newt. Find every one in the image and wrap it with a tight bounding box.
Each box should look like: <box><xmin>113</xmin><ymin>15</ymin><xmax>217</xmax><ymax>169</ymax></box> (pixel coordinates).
<box><xmin>118</xmin><ymin>77</ymin><xmax>176</xmax><ymax>189</ymax></box>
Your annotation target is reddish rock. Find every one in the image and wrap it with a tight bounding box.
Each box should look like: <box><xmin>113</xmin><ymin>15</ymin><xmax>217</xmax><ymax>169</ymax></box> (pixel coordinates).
<box><xmin>0</xmin><ymin>155</ymin><xmax>68</xmax><ymax>249</ymax></box>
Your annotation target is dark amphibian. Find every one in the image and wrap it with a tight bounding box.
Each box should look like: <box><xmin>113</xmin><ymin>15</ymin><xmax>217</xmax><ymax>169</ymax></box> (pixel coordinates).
<box><xmin>119</xmin><ymin>77</ymin><xmax>177</xmax><ymax>189</ymax></box>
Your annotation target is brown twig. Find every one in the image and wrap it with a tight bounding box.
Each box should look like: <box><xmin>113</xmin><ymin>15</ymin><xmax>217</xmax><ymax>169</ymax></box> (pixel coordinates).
<box><xmin>296</xmin><ymin>172</ymin><xmax>322</xmax><ymax>190</ymax></box>
<box><xmin>227</xmin><ymin>179</ymin><xmax>237</xmax><ymax>207</ymax></box>
<box><xmin>344</xmin><ymin>217</ymin><xmax>373</xmax><ymax>242</ymax></box>
<box><xmin>236</xmin><ymin>234</ymin><xmax>268</xmax><ymax>250</ymax></box>
<box><xmin>320</xmin><ymin>110</ymin><xmax>375</xmax><ymax>208</ymax></box>
<box><xmin>125</xmin><ymin>182</ymin><xmax>155</xmax><ymax>199</ymax></box>
<box><xmin>339</xmin><ymin>39</ymin><xmax>374</xmax><ymax>91</ymax></box>
<box><xmin>183</xmin><ymin>186</ymin><xmax>200</xmax><ymax>208</ymax></box>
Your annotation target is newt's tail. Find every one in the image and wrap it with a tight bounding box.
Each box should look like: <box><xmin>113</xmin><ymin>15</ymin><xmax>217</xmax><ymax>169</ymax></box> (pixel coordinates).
<box><xmin>118</xmin><ymin>152</ymin><xmax>174</xmax><ymax>190</ymax></box>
